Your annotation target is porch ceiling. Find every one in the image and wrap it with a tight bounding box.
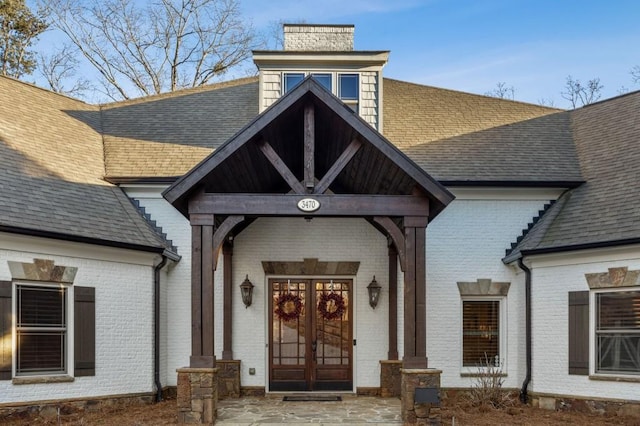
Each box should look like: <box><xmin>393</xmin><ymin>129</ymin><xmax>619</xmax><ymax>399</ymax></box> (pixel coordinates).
<box><xmin>164</xmin><ymin>77</ymin><xmax>454</xmax><ymax>221</ymax></box>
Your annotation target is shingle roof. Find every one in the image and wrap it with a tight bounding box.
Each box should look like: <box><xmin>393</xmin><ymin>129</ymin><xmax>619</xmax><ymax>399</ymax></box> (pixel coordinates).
<box><xmin>505</xmin><ymin>91</ymin><xmax>640</xmax><ymax>260</ymax></box>
<box><xmin>101</xmin><ymin>77</ymin><xmax>259</xmax><ymax>177</ymax></box>
<box><xmin>3</xmin><ymin>70</ymin><xmax>638</xmax><ymax>258</ymax></box>
<box><xmin>383</xmin><ymin>78</ymin><xmax>561</xmax><ymax>149</ymax></box>
<box><xmin>0</xmin><ymin>76</ymin><xmax>172</xmax><ymax>253</ymax></box>
<box><xmin>403</xmin><ymin>112</ymin><xmax>583</xmax><ymax>183</ymax></box>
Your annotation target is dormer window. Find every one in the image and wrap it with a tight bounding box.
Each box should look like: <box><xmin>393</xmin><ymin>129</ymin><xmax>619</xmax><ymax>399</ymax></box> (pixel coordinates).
<box><xmin>310</xmin><ymin>73</ymin><xmax>332</xmax><ymax>91</ymax></box>
<box><xmin>284</xmin><ymin>73</ymin><xmax>304</xmax><ymax>93</ymax></box>
<box><xmin>282</xmin><ymin>72</ymin><xmax>358</xmax><ymax>113</ymax></box>
<box><xmin>338</xmin><ymin>74</ymin><xmax>359</xmax><ymax>112</ymax></box>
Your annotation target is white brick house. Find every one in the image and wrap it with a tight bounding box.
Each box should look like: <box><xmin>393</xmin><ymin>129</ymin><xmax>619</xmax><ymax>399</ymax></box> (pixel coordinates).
<box><xmin>1</xmin><ymin>24</ymin><xmax>639</xmax><ymax>422</ymax></box>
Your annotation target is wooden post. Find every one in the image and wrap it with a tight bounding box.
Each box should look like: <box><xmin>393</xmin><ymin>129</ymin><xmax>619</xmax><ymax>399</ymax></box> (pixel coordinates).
<box><xmin>222</xmin><ymin>241</ymin><xmax>233</xmax><ymax>360</ymax></box>
<box><xmin>388</xmin><ymin>242</ymin><xmax>399</xmax><ymax>360</ymax></box>
<box><xmin>190</xmin><ymin>214</ymin><xmax>216</xmax><ymax>368</ymax></box>
<box><xmin>304</xmin><ymin>104</ymin><xmax>315</xmax><ymax>192</ymax></box>
<box><xmin>403</xmin><ymin>216</ymin><xmax>428</xmax><ymax>369</ymax></box>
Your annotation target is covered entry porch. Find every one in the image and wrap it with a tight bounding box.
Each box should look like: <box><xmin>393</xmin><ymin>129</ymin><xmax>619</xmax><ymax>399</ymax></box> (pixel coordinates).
<box><xmin>163</xmin><ymin>77</ymin><xmax>453</xmax><ymax>423</ymax></box>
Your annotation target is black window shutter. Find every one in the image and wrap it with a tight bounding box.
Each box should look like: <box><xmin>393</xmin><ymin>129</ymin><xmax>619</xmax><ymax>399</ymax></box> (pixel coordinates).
<box><xmin>0</xmin><ymin>281</ymin><xmax>11</xmax><ymax>380</ymax></box>
<box><xmin>568</xmin><ymin>291</ymin><xmax>589</xmax><ymax>375</ymax></box>
<box><xmin>74</xmin><ymin>286</ymin><xmax>95</xmax><ymax>377</ymax></box>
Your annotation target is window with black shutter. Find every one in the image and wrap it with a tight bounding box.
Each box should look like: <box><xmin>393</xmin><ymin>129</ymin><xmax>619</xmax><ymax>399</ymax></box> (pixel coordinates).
<box><xmin>596</xmin><ymin>290</ymin><xmax>640</xmax><ymax>375</ymax></box>
<box><xmin>568</xmin><ymin>291</ymin><xmax>589</xmax><ymax>375</ymax></box>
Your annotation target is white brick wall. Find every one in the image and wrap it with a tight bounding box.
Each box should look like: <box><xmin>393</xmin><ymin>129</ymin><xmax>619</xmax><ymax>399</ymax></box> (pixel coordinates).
<box><xmin>232</xmin><ymin>217</ymin><xmax>388</xmax><ymax>389</ymax></box>
<box><xmin>425</xmin><ymin>196</ymin><xmax>553</xmax><ymax>389</ymax></box>
<box><xmin>0</xmin><ymin>233</ymin><xmax>158</xmax><ymax>403</ymax></box>
<box><xmin>528</xmin><ymin>250</ymin><xmax>640</xmax><ymax>401</ymax></box>
<box><xmin>123</xmin><ymin>188</ymin><xmax>192</xmax><ymax>387</ymax></box>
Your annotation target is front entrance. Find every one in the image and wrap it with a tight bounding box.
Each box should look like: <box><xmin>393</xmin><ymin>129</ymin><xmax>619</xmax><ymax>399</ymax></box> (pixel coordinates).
<box><xmin>269</xmin><ymin>278</ymin><xmax>353</xmax><ymax>391</ymax></box>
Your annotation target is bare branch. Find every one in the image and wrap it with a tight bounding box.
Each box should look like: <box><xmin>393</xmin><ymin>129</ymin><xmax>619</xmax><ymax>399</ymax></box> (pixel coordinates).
<box><xmin>631</xmin><ymin>65</ymin><xmax>640</xmax><ymax>85</ymax></box>
<box><xmin>37</xmin><ymin>43</ymin><xmax>93</xmax><ymax>97</ymax></box>
<box><xmin>39</xmin><ymin>0</ymin><xmax>257</xmax><ymax>100</ymax></box>
<box><xmin>485</xmin><ymin>82</ymin><xmax>515</xmax><ymax>100</ymax></box>
<box><xmin>560</xmin><ymin>75</ymin><xmax>603</xmax><ymax>108</ymax></box>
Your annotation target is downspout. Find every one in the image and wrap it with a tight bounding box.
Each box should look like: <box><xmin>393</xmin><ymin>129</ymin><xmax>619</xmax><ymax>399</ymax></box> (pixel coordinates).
<box><xmin>517</xmin><ymin>257</ymin><xmax>531</xmax><ymax>404</ymax></box>
<box><xmin>154</xmin><ymin>255</ymin><xmax>168</xmax><ymax>403</ymax></box>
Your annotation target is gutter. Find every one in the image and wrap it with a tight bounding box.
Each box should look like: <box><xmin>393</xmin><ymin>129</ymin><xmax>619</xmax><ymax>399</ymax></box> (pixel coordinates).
<box><xmin>517</xmin><ymin>258</ymin><xmax>532</xmax><ymax>404</ymax></box>
<box><xmin>153</xmin><ymin>254</ymin><xmax>168</xmax><ymax>402</ymax></box>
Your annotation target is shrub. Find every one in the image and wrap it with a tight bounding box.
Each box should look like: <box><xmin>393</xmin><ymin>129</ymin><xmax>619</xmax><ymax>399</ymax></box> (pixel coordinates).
<box><xmin>466</xmin><ymin>354</ymin><xmax>515</xmax><ymax>409</ymax></box>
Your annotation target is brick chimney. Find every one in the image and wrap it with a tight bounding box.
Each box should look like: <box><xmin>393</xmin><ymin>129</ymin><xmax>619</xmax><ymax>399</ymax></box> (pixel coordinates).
<box><xmin>283</xmin><ymin>24</ymin><xmax>354</xmax><ymax>51</ymax></box>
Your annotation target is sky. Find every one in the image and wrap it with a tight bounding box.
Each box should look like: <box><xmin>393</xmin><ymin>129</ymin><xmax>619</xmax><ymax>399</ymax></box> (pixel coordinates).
<box><xmin>30</xmin><ymin>0</ymin><xmax>640</xmax><ymax>107</ymax></box>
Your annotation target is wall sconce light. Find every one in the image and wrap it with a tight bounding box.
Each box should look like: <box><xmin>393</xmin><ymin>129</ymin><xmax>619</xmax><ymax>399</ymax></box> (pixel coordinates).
<box><xmin>240</xmin><ymin>275</ymin><xmax>254</xmax><ymax>308</ymax></box>
<box><xmin>367</xmin><ymin>276</ymin><xmax>382</xmax><ymax>309</ymax></box>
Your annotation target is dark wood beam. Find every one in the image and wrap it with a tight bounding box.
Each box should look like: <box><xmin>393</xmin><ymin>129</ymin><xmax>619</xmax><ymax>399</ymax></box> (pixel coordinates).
<box><xmin>202</xmin><ymin>224</ymin><xmax>215</xmax><ymax>358</ymax></box>
<box><xmin>222</xmin><ymin>242</ymin><xmax>233</xmax><ymax>360</ymax></box>
<box><xmin>373</xmin><ymin>216</ymin><xmax>407</xmax><ymax>272</ymax></box>
<box><xmin>212</xmin><ymin>215</ymin><xmax>245</xmax><ymax>270</ymax></box>
<box><xmin>388</xmin><ymin>243</ymin><xmax>398</xmax><ymax>360</ymax></box>
<box><xmin>189</xmin><ymin>194</ymin><xmax>430</xmax><ymax>217</ymax></box>
<box><xmin>402</xmin><ymin>216</ymin><xmax>429</xmax><ymax>369</ymax></box>
<box><xmin>304</xmin><ymin>104</ymin><xmax>315</xmax><ymax>192</ymax></box>
<box><xmin>190</xmin><ymin>218</ymin><xmax>216</xmax><ymax>368</ymax></box>
<box><xmin>314</xmin><ymin>138</ymin><xmax>362</xmax><ymax>195</ymax></box>
<box><xmin>257</xmin><ymin>140</ymin><xmax>305</xmax><ymax>194</ymax></box>
<box><xmin>191</xmin><ymin>225</ymin><xmax>202</xmax><ymax>361</ymax></box>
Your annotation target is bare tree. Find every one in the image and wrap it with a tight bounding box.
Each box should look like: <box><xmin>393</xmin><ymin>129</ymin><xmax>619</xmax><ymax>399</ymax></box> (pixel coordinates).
<box><xmin>560</xmin><ymin>75</ymin><xmax>603</xmax><ymax>108</ymax></box>
<box><xmin>537</xmin><ymin>97</ymin><xmax>556</xmax><ymax>107</ymax></box>
<box><xmin>37</xmin><ymin>44</ymin><xmax>93</xmax><ymax>97</ymax></box>
<box><xmin>264</xmin><ymin>19</ymin><xmax>307</xmax><ymax>50</ymax></box>
<box><xmin>485</xmin><ymin>82</ymin><xmax>515</xmax><ymax>100</ymax></box>
<box><xmin>0</xmin><ymin>0</ymin><xmax>47</xmax><ymax>78</ymax></box>
<box><xmin>39</xmin><ymin>0</ymin><xmax>257</xmax><ymax>100</ymax></box>
<box><xmin>631</xmin><ymin>65</ymin><xmax>640</xmax><ymax>85</ymax></box>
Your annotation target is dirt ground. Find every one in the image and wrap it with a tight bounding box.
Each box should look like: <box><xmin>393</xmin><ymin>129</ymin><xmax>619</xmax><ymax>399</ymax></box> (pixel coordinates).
<box><xmin>2</xmin><ymin>397</ymin><xmax>640</xmax><ymax>425</ymax></box>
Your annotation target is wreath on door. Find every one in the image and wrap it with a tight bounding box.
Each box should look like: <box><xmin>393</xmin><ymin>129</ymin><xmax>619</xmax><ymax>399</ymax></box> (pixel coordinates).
<box><xmin>317</xmin><ymin>292</ymin><xmax>345</xmax><ymax>321</ymax></box>
<box><xmin>274</xmin><ymin>293</ymin><xmax>303</xmax><ymax>322</ymax></box>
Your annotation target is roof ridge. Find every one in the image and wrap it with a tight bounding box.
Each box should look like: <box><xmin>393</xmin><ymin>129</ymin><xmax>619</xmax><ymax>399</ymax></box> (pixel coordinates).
<box><xmin>502</xmin><ymin>190</ymin><xmax>574</xmax><ymax>263</ymax></box>
<box><xmin>0</xmin><ymin>74</ymin><xmax>92</xmax><ymax>105</ymax></box>
<box><xmin>129</xmin><ymin>198</ymin><xmax>179</xmax><ymax>254</ymax></box>
<box><xmin>383</xmin><ymin>77</ymin><xmax>564</xmax><ymax>111</ymax></box>
<box><xmin>100</xmin><ymin>76</ymin><xmax>259</xmax><ymax>108</ymax></box>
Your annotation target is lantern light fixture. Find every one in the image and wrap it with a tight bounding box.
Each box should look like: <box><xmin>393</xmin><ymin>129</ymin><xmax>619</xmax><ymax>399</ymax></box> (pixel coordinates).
<box><xmin>240</xmin><ymin>275</ymin><xmax>254</xmax><ymax>308</ymax></box>
<box><xmin>367</xmin><ymin>275</ymin><xmax>382</xmax><ymax>309</ymax></box>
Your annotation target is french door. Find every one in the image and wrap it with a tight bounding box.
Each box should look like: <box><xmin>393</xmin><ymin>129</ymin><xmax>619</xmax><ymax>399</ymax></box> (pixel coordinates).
<box><xmin>268</xmin><ymin>278</ymin><xmax>353</xmax><ymax>391</ymax></box>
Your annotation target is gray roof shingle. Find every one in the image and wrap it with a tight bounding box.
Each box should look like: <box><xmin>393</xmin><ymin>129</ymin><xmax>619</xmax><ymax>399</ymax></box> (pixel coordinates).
<box><xmin>506</xmin><ymin>91</ymin><xmax>640</xmax><ymax>259</ymax></box>
<box><xmin>403</xmin><ymin>112</ymin><xmax>583</xmax><ymax>183</ymax></box>
<box><xmin>0</xmin><ymin>77</ymin><xmax>172</xmax><ymax>252</ymax></box>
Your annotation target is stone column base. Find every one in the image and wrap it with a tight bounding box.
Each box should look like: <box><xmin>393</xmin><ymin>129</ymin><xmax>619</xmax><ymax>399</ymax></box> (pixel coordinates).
<box><xmin>380</xmin><ymin>360</ymin><xmax>403</xmax><ymax>397</ymax></box>
<box><xmin>216</xmin><ymin>360</ymin><xmax>240</xmax><ymax>399</ymax></box>
<box><xmin>177</xmin><ymin>367</ymin><xmax>218</xmax><ymax>424</ymax></box>
<box><xmin>401</xmin><ymin>368</ymin><xmax>442</xmax><ymax>425</ymax></box>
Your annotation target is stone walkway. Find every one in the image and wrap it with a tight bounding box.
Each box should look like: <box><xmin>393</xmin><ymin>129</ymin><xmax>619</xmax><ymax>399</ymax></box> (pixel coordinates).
<box><xmin>216</xmin><ymin>395</ymin><xmax>403</xmax><ymax>425</ymax></box>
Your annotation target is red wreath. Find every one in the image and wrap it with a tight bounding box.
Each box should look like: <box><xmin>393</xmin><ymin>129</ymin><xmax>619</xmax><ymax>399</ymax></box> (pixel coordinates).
<box><xmin>274</xmin><ymin>293</ymin><xmax>303</xmax><ymax>322</ymax></box>
<box><xmin>317</xmin><ymin>292</ymin><xmax>346</xmax><ymax>321</ymax></box>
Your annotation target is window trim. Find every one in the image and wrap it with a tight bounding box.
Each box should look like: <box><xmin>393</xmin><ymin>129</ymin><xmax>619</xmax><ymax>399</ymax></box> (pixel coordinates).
<box><xmin>12</xmin><ymin>281</ymin><xmax>74</xmax><ymax>378</ymax></box>
<box><xmin>590</xmin><ymin>287</ymin><xmax>640</xmax><ymax>377</ymax></box>
<box><xmin>460</xmin><ymin>296</ymin><xmax>507</xmax><ymax>374</ymax></box>
<box><xmin>281</xmin><ymin>71</ymin><xmax>360</xmax><ymax>113</ymax></box>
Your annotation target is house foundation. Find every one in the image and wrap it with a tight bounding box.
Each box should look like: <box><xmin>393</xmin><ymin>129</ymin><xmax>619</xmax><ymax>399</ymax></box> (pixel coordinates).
<box><xmin>176</xmin><ymin>368</ymin><xmax>218</xmax><ymax>424</ymax></box>
<box><xmin>401</xmin><ymin>368</ymin><xmax>442</xmax><ymax>425</ymax></box>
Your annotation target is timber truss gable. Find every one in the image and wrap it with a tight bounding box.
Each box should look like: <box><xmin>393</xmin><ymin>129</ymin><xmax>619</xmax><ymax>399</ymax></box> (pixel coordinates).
<box><xmin>163</xmin><ymin>76</ymin><xmax>454</xmax><ymax>369</ymax></box>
